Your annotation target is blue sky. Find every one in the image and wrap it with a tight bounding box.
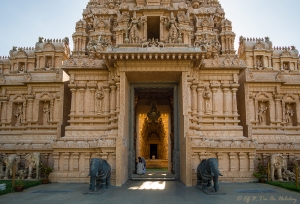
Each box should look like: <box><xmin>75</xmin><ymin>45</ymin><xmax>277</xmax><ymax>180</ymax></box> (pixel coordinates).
<box><xmin>0</xmin><ymin>0</ymin><xmax>299</xmax><ymax>56</ymax></box>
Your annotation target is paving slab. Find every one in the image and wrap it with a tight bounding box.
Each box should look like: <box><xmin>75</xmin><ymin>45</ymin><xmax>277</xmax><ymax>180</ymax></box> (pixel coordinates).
<box><xmin>0</xmin><ymin>181</ymin><xmax>299</xmax><ymax>204</ymax></box>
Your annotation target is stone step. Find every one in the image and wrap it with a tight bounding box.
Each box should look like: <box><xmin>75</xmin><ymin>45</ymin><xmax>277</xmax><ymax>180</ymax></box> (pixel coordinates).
<box><xmin>132</xmin><ymin>171</ymin><xmax>176</xmax><ymax>181</ymax></box>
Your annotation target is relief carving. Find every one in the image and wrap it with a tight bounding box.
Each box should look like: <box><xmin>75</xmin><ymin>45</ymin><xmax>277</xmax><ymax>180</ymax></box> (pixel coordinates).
<box><xmin>203</xmin><ymin>86</ymin><xmax>212</xmax><ymax>115</ymax></box>
<box><xmin>95</xmin><ymin>86</ymin><xmax>104</xmax><ymax>114</ymax></box>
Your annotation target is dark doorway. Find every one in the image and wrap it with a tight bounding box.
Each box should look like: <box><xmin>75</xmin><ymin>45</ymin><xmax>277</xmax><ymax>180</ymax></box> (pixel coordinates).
<box><xmin>147</xmin><ymin>16</ymin><xmax>160</xmax><ymax>40</ymax></box>
<box><xmin>150</xmin><ymin>144</ymin><xmax>158</xmax><ymax>159</ymax></box>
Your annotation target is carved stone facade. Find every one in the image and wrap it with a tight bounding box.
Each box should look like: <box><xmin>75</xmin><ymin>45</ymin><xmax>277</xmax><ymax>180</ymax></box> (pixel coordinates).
<box><xmin>0</xmin><ymin>0</ymin><xmax>299</xmax><ymax>186</ymax></box>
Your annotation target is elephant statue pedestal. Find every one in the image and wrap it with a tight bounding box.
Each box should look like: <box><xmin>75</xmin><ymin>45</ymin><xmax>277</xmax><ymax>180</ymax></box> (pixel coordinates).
<box><xmin>196</xmin><ymin>158</ymin><xmax>225</xmax><ymax>194</ymax></box>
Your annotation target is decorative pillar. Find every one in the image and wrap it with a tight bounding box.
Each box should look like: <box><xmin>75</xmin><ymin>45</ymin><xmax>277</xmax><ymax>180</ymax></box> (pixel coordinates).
<box><xmin>239</xmin><ymin>153</ymin><xmax>246</xmax><ymax>171</ymax></box>
<box><xmin>191</xmin><ymin>84</ymin><xmax>198</xmax><ymax>116</ymax></box>
<box><xmin>198</xmin><ymin>152</ymin><xmax>206</xmax><ymax>162</ymax></box>
<box><xmin>222</xmin><ymin>84</ymin><xmax>230</xmax><ymax>115</ymax></box>
<box><xmin>72</xmin><ymin>153</ymin><xmax>80</xmax><ymax>171</ymax></box>
<box><xmin>50</xmin><ymin>99</ymin><xmax>54</xmax><ymax>121</ymax></box>
<box><xmin>187</xmin><ymin>80</ymin><xmax>192</xmax><ymax>113</ymax></box>
<box><xmin>110</xmin><ymin>85</ymin><xmax>117</xmax><ymax>114</ymax></box>
<box><xmin>1</xmin><ymin>101</ymin><xmax>8</xmax><ymax>123</ymax></box>
<box><xmin>104</xmin><ymin>87</ymin><xmax>111</xmax><ymax>115</ymax></box>
<box><xmin>211</xmin><ymin>85</ymin><xmax>219</xmax><ymax>115</ymax></box>
<box><xmin>70</xmin><ymin>86</ymin><xmax>77</xmax><ymax>115</ymax></box>
<box><xmin>89</xmin><ymin>88</ymin><xmax>96</xmax><ymax>114</ymax></box>
<box><xmin>231</xmin><ymin>84</ymin><xmax>239</xmax><ymax>115</ymax></box>
<box><xmin>53</xmin><ymin>152</ymin><xmax>60</xmax><ymax>171</ymax></box>
<box><xmin>79</xmin><ymin>88</ymin><xmax>85</xmax><ymax>114</ymax></box>
<box><xmin>27</xmin><ymin>98</ymin><xmax>33</xmax><ymax>121</ymax></box>
<box><xmin>229</xmin><ymin>153</ymin><xmax>236</xmax><ymax>171</ymax></box>
<box><xmin>100</xmin><ymin>153</ymin><xmax>109</xmax><ymax>160</ymax></box>
<box><xmin>197</xmin><ymin>86</ymin><xmax>204</xmax><ymax>115</ymax></box>
<box><xmin>116</xmin><ymin>82</ymin><xmax>120</xmax><ymax>113</ymax></box>
<box><xmin>217</xmin><ymin>153</ymin><xmax>224</xmax><ymax>172</ymax></box>
<box><xmin>248</xmin><ymin>153</ymin><xmax>255</xmax><ymax>171</ymax></box>
<box><xmin>84</xmin><ymin>153</ymin><xmax>91</xmax><ymax>172</ymax></box>
<box><xmin>282</xmin><ymin>101</ymin><xmax>286</xmax><ymax>123</ymax></box>
<box><xmin>275</xmin><ymin>96</ymin><xmax>281</xmax><ymax>122</ymax></box>
<box><xmin>63</xmin><ymin>153</ymin><xmax>70</xmax><ymax>171</ymax></box>
<box><xmin>22</xmin><ymin>101</ymin><xmax>27</xmax><ymax>123</ymax></box>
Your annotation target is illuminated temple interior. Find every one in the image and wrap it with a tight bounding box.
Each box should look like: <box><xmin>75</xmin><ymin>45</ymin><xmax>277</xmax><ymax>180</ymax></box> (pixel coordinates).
<box><xmin>135</xmin><ymin>89</ymin><xmax>173</xmax><ymax>171</ymax></box>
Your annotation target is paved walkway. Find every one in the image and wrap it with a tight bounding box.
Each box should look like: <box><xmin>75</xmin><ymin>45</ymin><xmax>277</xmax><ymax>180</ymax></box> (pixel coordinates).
<box><xmin>1</xmin><ymin>180</ymin><xmax>299</xmax><ymax>204</ymax></box>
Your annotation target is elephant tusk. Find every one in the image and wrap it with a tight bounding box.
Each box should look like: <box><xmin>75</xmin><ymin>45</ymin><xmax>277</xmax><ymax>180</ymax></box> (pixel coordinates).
<box><xmin>219</xmin><ymin>173</ymin><xmax>223</xmax><ymax>176</ymax></box>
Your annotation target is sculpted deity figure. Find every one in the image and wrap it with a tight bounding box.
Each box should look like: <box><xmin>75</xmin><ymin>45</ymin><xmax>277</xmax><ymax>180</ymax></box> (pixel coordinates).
<box><xmin>43</xmin><ymin>105</ymin><xmax>50</xmax><ymax>123</ymax></box>
<box><xmin>203</xmin><ymin>86</ymin><xmax>212</xmax><ymax>114</ymax></box>
<box><xmin>127</xmin><ymin>11</ymin><xmax>143</xmax><ymax>44</ymax></box>
<box><xmin>15</xmin><ymin>105</ymin><xmax>23</xmax><ymax>126</ymax></box>
<box><xmin>257</xmin><ymin>104</ymin><xmax>267</xmax><ymax>124</ymax></box>
<box><xmin>96</xmin><ymin>87</ymin><xmax>104</xmax><ymax>114</ymax></box>
<box><xmin>285</xmin><ymin>105</ymin><xmax>294</xmax><ymax>124</ymax></box>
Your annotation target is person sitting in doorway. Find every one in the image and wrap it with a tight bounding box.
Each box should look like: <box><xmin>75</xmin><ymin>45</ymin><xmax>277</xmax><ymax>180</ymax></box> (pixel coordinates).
<box><xmin>137</xmin><ymin>157</ymin><xmax>144</xmax><ymax>175</ymax></box>
<box><xmin>141</xmin><ymin>157</ymin><xmax>146</xmax><ymax>174</ymax></box>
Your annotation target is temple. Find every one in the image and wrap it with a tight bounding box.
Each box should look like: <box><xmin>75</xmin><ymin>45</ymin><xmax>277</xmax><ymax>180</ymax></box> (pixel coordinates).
<box><xmin>0</xmin><ymin>0</ymin><xmax>299</xmax><ymax>186</ymax></box>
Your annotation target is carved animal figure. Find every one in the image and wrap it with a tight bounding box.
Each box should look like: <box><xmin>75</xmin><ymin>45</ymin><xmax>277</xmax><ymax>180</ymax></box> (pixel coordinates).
<box><xmin>270</xmin><ymin>154</ymin><xmax>286</xmax><ymax>181</ymax></box>
<box><xmin>88</xmin><ymin>158</ymin><xmax>111</xmax><ymax>191</ymax></box>
<box><xmin>3</xmin><ymin>154</ymin><xmax>21</xmax><ymax>179</ymax></box>
<box><xmin>282</xmin><ymin>168</ymin><xmax>295</xmax><ymax>181</ymax></box>
<box><xmin>25</xmin><ymin>152</ymin><xmax>41</xmax><ymax>179</ymax></box>
<box><xmin>141</xmin><ymin>41</ymin><xmax>149</xmax><ymax>48</ymax></box>
<box><xmin>197</xmin><ymin>158</ymin><xmax>223</xmax><ymax>192</ymax></box>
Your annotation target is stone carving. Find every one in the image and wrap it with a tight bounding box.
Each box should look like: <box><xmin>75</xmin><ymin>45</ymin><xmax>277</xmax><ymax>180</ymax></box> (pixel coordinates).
<box><xmin>25</xmin><ymin>152</ymin><xmax>40</xmax><ymax>179</ymax></box>
<box><xmin>282</xmin><ymin>168</ymin><xmax>295</xmax><ymax>181</ymax></box>
<box><xmin>197</xmin><ymin>158</ymin><xmax>223</xmax><ymax>192</ymax></box>
<box><xmin>18</xmin><ymin>169</ymin><xmax>26</xmax><ymax>179</ymax></box>
<box><xmin>203</xmin><ymin>86</ymin><xmax>212</xmax><ymax>115</ymax></box>
<box><xmin>89</xmin><ymin>158</ymin><xmax>111</xmax><ymax>191</ymax></box>
<box><xmin>126</xmin><ymin>11</ymin><xmax>145</xmax><ymax>44</ymax></box>
<box><xmin>95</xmin><ymin>86</ymin><xmax>104</xmax><ymax>114</ymax></box>
<box><xmin>163</xmin><ymin>12</ymin><xmax>182</xmax><ymax>44</ymax></box>
<box><xmin>3</xmin><ymin>154</ymin><xmax>21</xmax><ymax>179</ymax></box>
<box><xmin>14</xmin><ymin>105</ymin><xmax>23</xmax><ymax>126</ymax></box>
<box><xmin>257</xmin><ymin>104</ymin><xmax>267</xmax><ymax>124</ymax></box>
<box><xmin>270</xmin><ymin>154</ymin><xmax>286</xmax><ymax>181</ymax></box>
<box><xmin>43</xmin><ymin>105</ymin><xmax>50</xmax><ymax>123</ymax></box>
<box><xmin>285</xmin><ymin>104</ymin><xmax>294</xmax><ymax>124</ymax></box>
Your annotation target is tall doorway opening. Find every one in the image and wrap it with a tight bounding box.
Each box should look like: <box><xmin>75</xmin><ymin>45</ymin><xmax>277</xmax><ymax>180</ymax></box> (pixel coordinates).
<box><xmin>134</xmin><ymin>88</ymin><xmax>174</xmax><ymax>172</ymax></box>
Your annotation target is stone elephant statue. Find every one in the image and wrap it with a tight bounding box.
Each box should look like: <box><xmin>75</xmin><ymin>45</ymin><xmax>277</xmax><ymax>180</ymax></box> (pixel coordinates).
<box><xmin>88</xmin><ymin>158</ymin><xmax>111</xmax><ymax>191</ymax></box>
<box><xmin>3</xmin><ymin>154</ymin><xmax>21</xmax><ymax>179</ymax></box>
<box><xmin>270</xmin><ymin>154</ymin><xmax>286</xmax><ymax>181</ymax></box>
<box><xmin>25</xmin><ymin>152</ymin><xmax>40</xmax><ymax>179</ymax></box>
<box><xmin>197</xmin><ymin>158</ymin><xmax>223</xmax><ymax>192</ymax></box>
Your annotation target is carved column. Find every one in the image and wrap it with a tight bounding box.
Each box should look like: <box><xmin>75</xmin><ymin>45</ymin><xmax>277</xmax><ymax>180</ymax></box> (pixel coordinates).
<box><xmin>275</xmin><ymin>96</ymin><xmax>281</xmax><ymax>122</ymax></box>
<box><xmin>104</xmin><ymin>87</ymin><xmax>110</xmax><ymax>115</ymax></box>
<box><xmin>100</xmin><ymin>153</ymin><xmax>109</xmax><ymax>160</ymax></box>
<box><xmin>217</xmin><ymin>153</ymin><xmax>224</xmax><ymax>172</ymax></box>
<box><xmin>197</xmin><ymin>85</ymin><xmax>204</xmax><ymax>115</ymax></box>
<box><xmin>187</xmin><ymin>80</ymin><xmax>192</xmax><ymax>113</ymax></box>
<box><xmin>1</xmin><ymin>101</ymin><xmax>8</xmax><ymax>123</ymax></box>
<box><xmin>229</xmin><ymin>153</ymin><xmax>236</xmax><ymax>171</ymax></box>
<box><xmin>27</xmin><ymin>98</ymin><xmax>33</xmax><ymax>121</ymax></box>
<box><xmin>84</xmin><ymin>153</ymin><xmax>91</xmax><ymax>172</ymax></box>
<box><xmin>72</xmin><ymin>153</ymin><xmax>80</xmax><ymax>171</ymax></box>
<box><xmin>50</xmin><ymin>99</ymin><xmax>54</xmax><ymax>121</ymax></box>
<box><xmin>22</xmin><ymin>102</ymin><xmax>26</xmax><ymax>123</ymax></box>
<box><xmin>63</xmin><ymin>153</ymin><xmax>70</xmax><ymax>171</ymax></box>
<box><xmin>110</xmin><ymin>85</ymin><xmax>117</xmax><ymax>114</ymax></box>
<box><xmin>248</xmin><ymin>153</ymin><xmax>255</xmax><ymax>171</ymax></box>
<box><xmin>211</xmin><ymin>85</ymin><xmax>219</xmax><ymax>115</ymax></box>
<box><xmin>222</xmin><ymin>84</ymin><xmax>230</xmax><ymax>115</ymax></box>
<box><xmin>53</xmin><ymin>152</ymin><xmax>60</xmax><ymax>171</ymax></box>
<box><xmin>70</xmin><ymin>86</ymin><xmax>77</xmax><ymax>115</ymax></box>
<box><xmin>8</xmin><ymin>102</ymin><xmax>12</xmax><ymax>124</ymax></box>
<box><xmin>231</xmin><ymin>84</ymin><xmax>239</xmax><ymax>115</ymax></box>
<box><xmin>282</xmin><ymin>101</ymin><xmax>286</xmax><ymax>123</ymax></box>
<box><xmin>89</xmin><ymin>88</ymin><xmax>96</xmax><ymax>114</ymax></box>
<box><xmin>78</xmin><ymin>87</ymin><xmax>86</xmax><ymax>114</ymax></box>
<box><xmin>239</xmin><ymin>153</ymin><xmax>246</xmax><ymax>171</ymax></box>
<box><xmin>191</xmin><ymin>84</ymin><xmax>198</xmax><ymax>116</ymax></box>
<box><xmin>115</xmin><ymin>82</ymin><xmax>120</xmax><ymax>113</ymax></box>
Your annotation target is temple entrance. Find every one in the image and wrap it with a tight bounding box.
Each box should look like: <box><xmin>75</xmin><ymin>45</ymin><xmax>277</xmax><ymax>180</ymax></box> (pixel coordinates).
<box><xmin>134</xmin><ymin>88</ymin><xmax>173</xmax><ymax>171</ymax></box>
